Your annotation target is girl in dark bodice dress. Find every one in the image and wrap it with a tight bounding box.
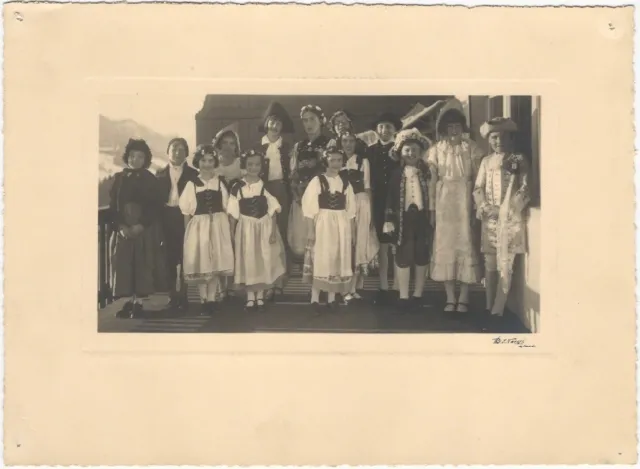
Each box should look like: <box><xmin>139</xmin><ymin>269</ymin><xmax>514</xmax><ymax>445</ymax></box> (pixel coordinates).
<box><xmin>179</xmin><ymin>144</ymin><xmax>234</xmax><ymax>315</ymax></box>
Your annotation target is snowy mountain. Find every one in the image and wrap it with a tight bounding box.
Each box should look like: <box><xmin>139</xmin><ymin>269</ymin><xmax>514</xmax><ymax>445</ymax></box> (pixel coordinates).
<box><xmin>98</xmin><ymin>115</ymin><xmax>181</xmax><ymax>207</ymax></box>
<box><xmin>98</xmin><ymin>115</ymin><xmax>174</xmax><ymax>181</ymax></box>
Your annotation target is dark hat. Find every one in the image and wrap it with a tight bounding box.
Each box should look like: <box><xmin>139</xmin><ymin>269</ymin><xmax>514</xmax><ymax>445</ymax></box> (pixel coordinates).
<box><xmin>371</xmin><ymin>111</ymin><xmax>402</xmax><ymax>132</ymax></box>
<box><xmin>258</xmin><ymin>101</ymin><xmax>294</xmax><ymax>134</ymax></box>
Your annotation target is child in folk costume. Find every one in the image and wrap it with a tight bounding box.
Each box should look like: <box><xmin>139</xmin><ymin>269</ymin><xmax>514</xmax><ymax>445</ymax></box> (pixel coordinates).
<box><xmin>338</xmin><ymin>130</ymin><xmax>379</xmax><ymax>303</ymax></box>
<box><xmin>302</xmin><ymin>146</ymin><xmax>356</xmax><ymax>312</ymax></box>
<box><xmin>327</xmin><ymin>109</ymin><xmax>369</xmax><ymax>156</ymax></box>
<box><xmin>426</xmin><ymin>98</ymin><xmax>484</xmax><ymax>315</ymax></box>
<box><xmin>228</xmin><ymin>149</ymin><xmax>287</xmax><ymax>311</ymax></box>
<box><xmin>368</xmin><ymin>111</ymin><xmax>403</xmax><ymax>305</ymax></box>
<box><xmin>383</xmin><ymin>129</ymin><xmax>433</xmax><ymax>311</ymax></box>
<box><xmin>110</xmin><ymin>138</ymin><xmax>168</xmax><ymax>318</ymax></box>
<box><xmin>473</xmin><ymin>118</ymin><xmax>530</xmax><ymax>320</ymax></box>
<box><xmin>257</xmin><ymin>101</ymin><xmax>294</xmax><ymax>300</ymax></box>
<box><xmin>212</xmin><ymin>126</ymin><xmax>244</xmax><ymax>300</ymax></box>
<box><xmin>179</xmin><ymin>144</ymin><xmax>234</xmax><ymax>315</ymax></box>
<box><xmin>288</xmin><ymin>105</ymin><xmax>331</xmax><ymax>260</ymax></box>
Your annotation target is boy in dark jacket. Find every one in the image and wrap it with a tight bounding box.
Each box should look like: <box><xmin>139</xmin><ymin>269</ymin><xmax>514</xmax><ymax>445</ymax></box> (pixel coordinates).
<box><xmin>156</xmin><ymin>137</ymin><xmax>198</xmax><ymax>312</ymax></box>
<box><xmin>368</xmin><ymin>111</ymin><xmax>402</xmax><ymax>304</ymax></box>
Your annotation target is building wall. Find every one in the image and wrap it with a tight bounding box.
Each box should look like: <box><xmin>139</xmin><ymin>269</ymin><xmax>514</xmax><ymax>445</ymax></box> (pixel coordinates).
<box><xmin>195</xmin><ymin>95</ymin><xmax>452</xmax><ymax>148</ymax></box>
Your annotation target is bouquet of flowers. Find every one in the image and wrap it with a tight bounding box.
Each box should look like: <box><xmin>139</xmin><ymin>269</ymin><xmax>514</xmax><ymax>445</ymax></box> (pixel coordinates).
<box><xmin>502</xmin><ymin>153</ymin><xmax>525</xmax><ymax>175</ymax></box>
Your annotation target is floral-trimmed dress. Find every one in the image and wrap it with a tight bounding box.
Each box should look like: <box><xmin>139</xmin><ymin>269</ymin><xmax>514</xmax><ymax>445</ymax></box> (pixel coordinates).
<box><xmin>301</xmin><ymin>173</ymin><xmax>356</xmax><ymax>293</ymax></box>
<box><xmin>179</xmin><ymin>176</ymin><xmax>235</xmax><ymax>284</ymax></box>
<box><xmin>288</xmin><ymin>135</ymin><xmax>331</xmax><ymax>259</ymax></box>
<box><xmin>473</xmin><ymin>152</ymin><xmax>530</xmax><ymax>292</ymax></box>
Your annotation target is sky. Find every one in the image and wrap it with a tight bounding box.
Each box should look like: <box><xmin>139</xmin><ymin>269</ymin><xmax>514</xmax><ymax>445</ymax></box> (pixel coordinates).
<box><xmin>99</xmin><ymin>93</ymin><xmax>205</xmax><ymax>147</ymax></box>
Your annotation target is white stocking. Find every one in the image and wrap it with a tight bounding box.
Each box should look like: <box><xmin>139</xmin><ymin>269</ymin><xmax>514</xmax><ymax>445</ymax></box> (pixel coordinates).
<box><xmin>198</xmin><ymin>284</ymin><xmax>207</xmax><ymax>302</ymax></box>
<box><xmin>397</xmin><ymin>266</ymin><xmax>411</xmax><ymax>299</ymax></box>
<box><xmin>413</xmin><ymin>265</ymin><xmax>427</xmax><ymax>298</ymax></box>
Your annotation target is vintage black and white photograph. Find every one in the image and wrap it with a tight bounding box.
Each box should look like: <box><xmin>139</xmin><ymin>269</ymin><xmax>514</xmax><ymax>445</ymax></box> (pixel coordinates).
<box><xmin>97</xmin><ymin>94</ymin><xmax>541</xmax><ymax>334</ymax></box>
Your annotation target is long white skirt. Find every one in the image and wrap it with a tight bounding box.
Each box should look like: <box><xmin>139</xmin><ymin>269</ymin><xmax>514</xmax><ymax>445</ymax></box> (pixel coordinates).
<box><xmin>353</xmin><ymin>192</ymin><xmax>380</xmax><ymax>275</ymax></box>
<box><xmin>183</xmin><ymin>213</ymin><xmax>234</xmax><ymax>284</ymax></box>
<box><xmin>311</xmin><ymin>209</ymin><xmax>353</xmax><ymax>293</ymax></box>
<box><xmin>287</xmin><ymin>201</ymin><xmax>308</xmax><ymax>259</ymax></box>
<box><xmin>234</xmin><ymin>214</ymin><xmax>286</xmax><ymax>291</ymax></box>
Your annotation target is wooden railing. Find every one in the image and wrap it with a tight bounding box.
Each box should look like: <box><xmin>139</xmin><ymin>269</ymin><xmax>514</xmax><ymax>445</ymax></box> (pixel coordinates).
<box><xmin>98</xmin><ymin>206</ymin><xmax>113</xmax><ymax>309</ymax></box>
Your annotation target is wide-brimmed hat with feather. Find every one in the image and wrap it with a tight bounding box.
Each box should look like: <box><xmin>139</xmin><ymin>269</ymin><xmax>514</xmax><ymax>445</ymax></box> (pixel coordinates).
<box><xmin>258</xmin><ymin>101</ymin><xmax>294</xmax><ymax>134</ymax></box>
<box><xmin>391</xmin><ymin>128</ymin><xmax>433</xmax><ymax>157</ymax></box>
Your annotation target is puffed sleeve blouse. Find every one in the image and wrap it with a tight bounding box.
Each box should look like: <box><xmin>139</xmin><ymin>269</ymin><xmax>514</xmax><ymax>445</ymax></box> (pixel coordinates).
<box><xmin>227</xmin><ymin>179</ymin><xmax>282</xmax><ymax>220</ymax></box>
<box><xmin>178</xmin><ymin>176</ymin><xmax>229</xmax><ymax>216</ymax></box>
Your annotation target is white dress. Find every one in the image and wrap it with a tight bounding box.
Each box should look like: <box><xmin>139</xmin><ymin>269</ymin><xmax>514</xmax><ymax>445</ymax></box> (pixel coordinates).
<box><xmin>301</xmin><ymin>173</ymin><xmax>356</xmax><ymax>293</ymax></box>
<box><xmin>344</xmin><ymin>154</ymin><xmax>379</xmax><ymax>277</ymax></box>
<box><xmin>228</xmin><ymin>179</ymin><xmax>287</xmax><ymax>291</ymax></box>
<box><xmin>426</xmin><ymin>138</ymin><xmax>483</xmax><ymax>283</ymax></box>
<box><xmin>179</xmin><ymin>176</ymin><xmax>234</xmax><ymax>283</ymax></box>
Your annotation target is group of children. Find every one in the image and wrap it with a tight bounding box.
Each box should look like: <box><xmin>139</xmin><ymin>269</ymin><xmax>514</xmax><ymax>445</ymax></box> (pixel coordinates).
<box><xmin>109</xmin><ymin>98</ymin><xmax>530</xmax><ymax>321</ymax></box>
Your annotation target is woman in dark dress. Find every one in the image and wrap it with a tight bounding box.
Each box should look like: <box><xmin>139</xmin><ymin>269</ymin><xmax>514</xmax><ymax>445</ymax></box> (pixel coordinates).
<box><xmin>288</xmin><ymin>104</ymin><xmax>331</xmax><ymax>261</ymax></box>
<box><xmin>109</xmin><ymin>138</ymin><xmax>168</xmax><ymax>318</ymax></box>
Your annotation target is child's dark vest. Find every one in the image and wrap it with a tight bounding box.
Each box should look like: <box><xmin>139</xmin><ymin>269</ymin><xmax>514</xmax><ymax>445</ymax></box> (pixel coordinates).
<box><xmin>259</xmin><ymin>140</ymin><xmax>291</xmax><ymax>184</ymax></box>
<box><xmin>342</xmin><ymin>157</ymin><xmax>365</xmax><ymax>194</ymax></box>
<box><xmin>193</xmin><ymin>179</ymin><xmax>224</xmax><ymax>215</ymax></box>
<box><xmin>237</xmin><ymin>184</ymin><xmax>269</xmax><ymax>219</ymax></box>
<box><xmin>318</xmin><ymin>174</ymin><xmax>349</xmax><ymax>211</ymax></box>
